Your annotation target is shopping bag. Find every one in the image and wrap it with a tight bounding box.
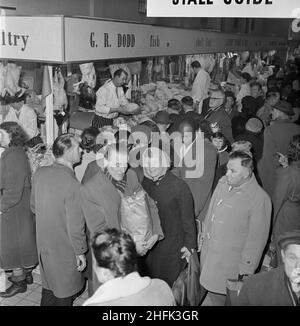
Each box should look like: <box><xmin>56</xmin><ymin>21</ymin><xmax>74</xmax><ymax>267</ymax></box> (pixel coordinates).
<box><xmin>172</xmin><ymin>251</ymin><xmax>201</xmax><ymax>306</ymax></box>
<box><xmin>120</xmin><ymin>189</ymin><xmax>153</xmax><ymax>244</ymax></box>
<box><xmin>0</xmin><ymin>268</ymin><xmax>7</xmax><ymax>292</ymax></box>
<box><xmin>225</xmin><ymin>278</ymin><xmax>244</xmax><ymax>306</ymax></box>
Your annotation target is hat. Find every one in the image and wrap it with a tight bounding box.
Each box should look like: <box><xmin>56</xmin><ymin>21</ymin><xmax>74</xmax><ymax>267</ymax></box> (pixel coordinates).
<box><xmin>153</xmin><ymin>111</ymin><xmax>170</xmax><ymax>125</ymax></box>
<box><xmin>273</xmin><ymin>100</ymin><xmax>294</xmax><ymax>116</ymax></box>
<box><xmin>245</xmin><ymin>118</ymin><xmax>263</xmax><ymax>133</ymax></box>
<box><xmin>278</xmin><ymin>230</ymin><xmax>300</xmax><ymax>249</ymax></box>
<box><xmin>266</xmin><ymin>87</ymin><xmax>280</xmax><ymax>97</ymax></box>
<box><xmin>240</xmin><ymin>72</ymin><xmax>252</xmax><ymax>82</ymax></box>
<box><xmin>131</xmin><ymin>124</ymin><xmax>152</xmax><ymax>144</ymax></box>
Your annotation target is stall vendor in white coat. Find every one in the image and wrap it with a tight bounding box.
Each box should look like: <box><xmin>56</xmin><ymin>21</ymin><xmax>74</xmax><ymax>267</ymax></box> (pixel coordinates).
<box><xmin>2</xmin><ymin>93</ymin><xmax>41</xmax><ymax>147</ymax></box>
<box><xmin>92</xmin><ymin>69</ymin><xmax>130</xmax><ymax>128</ymax></box>
<box><xmin>191</xmin><ymin>61</ymin><xmax>211</xmax><ymax>115</ymax></box>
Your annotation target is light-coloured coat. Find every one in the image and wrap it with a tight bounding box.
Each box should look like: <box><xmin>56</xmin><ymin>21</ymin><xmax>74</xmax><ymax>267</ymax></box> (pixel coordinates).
<box><xmin>200</xmin><ymin>175</ymin><xmax>272</xmax><ymax>294</ymax></box>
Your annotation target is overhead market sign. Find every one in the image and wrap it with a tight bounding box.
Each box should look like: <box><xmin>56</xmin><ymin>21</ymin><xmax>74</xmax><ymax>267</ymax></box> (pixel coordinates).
<box><xmin>0</xmin><ymin>16</ymin><xmax>287</xmax><ymax>63</ymax></box>
<box><xmin>0</xmin><ymin>16</ymin><xmax>64</xmax><ymax>62</ymax></box>
<box><xmin>147</xmin><ymin>0</ymin><xmax>300</xmax><ymax>18</ymax></box>
<box><xmin>64</xmin><ymin>17</ymin><xmax>286</xmax><ymax>62</ymax></box>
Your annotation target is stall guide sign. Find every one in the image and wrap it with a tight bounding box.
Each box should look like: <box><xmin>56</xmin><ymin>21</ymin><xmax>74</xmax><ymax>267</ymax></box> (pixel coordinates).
<box><xmin>0</xmin><ymin>16</ymin><xmax>287</xmax><ymax>63</ymax></box>
<box><xmin>147</xmin><ymin>0</ymin><xmax>300</xmax><ymax>18</ymax></box>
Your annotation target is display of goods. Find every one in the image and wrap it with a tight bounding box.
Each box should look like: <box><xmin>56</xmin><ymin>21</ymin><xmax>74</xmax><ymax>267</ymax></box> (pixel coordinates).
<box><xmin>53</xmin><ymin>70</ymin><xmax>68</xmax><ymax>112</ymax></box>
<box><xmin>139</xmin><ymin>81</ymin><xmax>190</xmax><ymax>117</ymax></box>
<box><xmin>0</xmin><ymin>63</ymin><xmax>6</xmax><ymax>97</ymax></box>
<box><xmin>125</xmin><ymin>102</ymin><xmax>140</xmax><ymax>113</ymax></box>
<box><xmin>26</xmin><ymin>144</ymin><xmax>55</xmax><ymax>182</ymax></box>
<box><xmin>0</xmin><ymin>63</ymin><xmax>22</xmax><ymax>97</ymax></box>
<box><xmin>79</xmin><ymin>62</ymin><xmax>97</xmax><ymax>89</ymax></box>
<box><xmin>127</xmin><ymin>61</ymin><xmax>142</xmax><ymax>75</ymax></box>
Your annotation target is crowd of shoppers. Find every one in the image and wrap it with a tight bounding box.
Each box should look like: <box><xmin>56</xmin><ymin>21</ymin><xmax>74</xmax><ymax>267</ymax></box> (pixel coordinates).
<box><xmin>0</xmin><ymin>58</ymin><xmax>300</xmax><ymax>306</ymax></box>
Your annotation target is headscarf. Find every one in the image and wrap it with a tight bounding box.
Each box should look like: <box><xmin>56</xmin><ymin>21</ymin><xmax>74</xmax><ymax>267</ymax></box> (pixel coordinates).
<box><xmin>142</xmin><ymin>147</ymin><xmax>171</xmax><ymax>182</ymax></box>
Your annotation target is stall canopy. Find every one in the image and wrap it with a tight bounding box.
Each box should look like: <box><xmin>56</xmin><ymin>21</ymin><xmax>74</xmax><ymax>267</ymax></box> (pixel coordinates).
<box><xmin>1</xmin><ymin>15</ymin><xmax>288</xmax><ymax>63</ymax></box>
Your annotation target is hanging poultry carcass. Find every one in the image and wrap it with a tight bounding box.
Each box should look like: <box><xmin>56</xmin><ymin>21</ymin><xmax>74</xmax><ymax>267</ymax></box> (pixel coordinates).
<box><xmin>79</xmin><ymin>62</ymin><xmax>97</xmax><ymax>89</ymax></box>
<box><xmin>53</xmin><ymin>69</ymin><xmax>68</xmax><ymax>112</ymax></box>
<box><xmin>0</xmin><ymin>63</ymin><xmax>7</xmax><ymax>97</ymax></box>
<box><xmin>3</xmin><ymin>63</ymin><xmax>22</xmax><ymax>96</ymax></box>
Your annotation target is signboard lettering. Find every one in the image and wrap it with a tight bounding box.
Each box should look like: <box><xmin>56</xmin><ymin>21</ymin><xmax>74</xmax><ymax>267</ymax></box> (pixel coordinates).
<box><xmin>117</xmin><ymin>34</ymin><xmax>135</xmax><ymax>48</ymax></box>
<box><xmin>150</xmin><ymin>35</ymin><xmax>160</xmax><ymax>47</ymax></box>
<box><xmin>1</xmin><ymin>30</ymin><xmax>29</xmax><ymax>51</ymax></box>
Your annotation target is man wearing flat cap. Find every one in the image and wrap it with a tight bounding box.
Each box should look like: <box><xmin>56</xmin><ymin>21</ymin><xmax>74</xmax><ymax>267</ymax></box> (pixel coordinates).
<box><xmin>234</xmin><ymin>230</ymin><xmax>300</xmax><ymax>306</ymax></box>
<box><xmin>258</xmin><ymin>100</ymin><xmax>300</xmax><ymax>199</ymax></box>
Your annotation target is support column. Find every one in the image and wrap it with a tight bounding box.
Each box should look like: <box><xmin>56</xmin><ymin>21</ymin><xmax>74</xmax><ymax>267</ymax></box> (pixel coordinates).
<box><xmin>45</xmin><ymin>65</ymin><xmax>54</xmax><ymax>147</ymax></box>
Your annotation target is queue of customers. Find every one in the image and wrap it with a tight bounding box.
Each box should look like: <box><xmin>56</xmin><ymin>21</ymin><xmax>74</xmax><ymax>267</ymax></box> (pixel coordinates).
<box><xmin>0</xmin><ymin>62</ymin><xmax>300</xmax><ymax>306</ymax></box>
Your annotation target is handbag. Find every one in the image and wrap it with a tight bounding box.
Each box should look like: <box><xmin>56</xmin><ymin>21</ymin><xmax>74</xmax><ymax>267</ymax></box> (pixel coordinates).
<box><xmin>172</xmin><ymin>251</ymin><xmax>201</xmax><ymax>306</ymax></box>
<box><xmin>225</xmin><ymin>277</ymin><xmax>244</xmax><ymax>306</ymax></box>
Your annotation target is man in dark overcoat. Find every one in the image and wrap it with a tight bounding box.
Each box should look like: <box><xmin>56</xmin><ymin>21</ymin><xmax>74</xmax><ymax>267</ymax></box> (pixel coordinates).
<box><xmin>31</xmin><ymin>134</ymin><xmax>87</xmax><ymax>306</ymax></box>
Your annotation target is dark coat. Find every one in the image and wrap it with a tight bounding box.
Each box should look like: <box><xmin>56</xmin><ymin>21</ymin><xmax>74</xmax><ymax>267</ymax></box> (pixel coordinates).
<box><xmin>80</xmin><ymin>161</ymin><xmax>141</xmax><ymax>237</ymax></box>
<box><xmin>31</xmin><ymin>163</ymin><xmax>87</xmax><ymax>298</ymax></box>
<box><xmin>172</xmin><ymin>138</ymin><xmax>217</xmax><ymax>221</ymax></box>
<box><xmin>142</xmin><ymin>171</ymin><xmax>197</xmax><ymax>287</ymax></box>
<box><xmin>0</xmin><ymin>146</ymin><xmax>38</xmax><ymax>270</ymax></box>
<box><xmin>258</xmin><ymin>120</ymin><xmax>300</xmax><ymax>198</ymax></box>
<box><xmin>272</xmin><ymin>162</ymin><xmax>300</xmax><ymax>244</ymax></box>
<box><xmin>167</xmin><ymin>111</ymin><xmax>184</xmax><ymax>134</ymax></box>
<box><xmin>234</xmin><ymin>266</ymin><xmax>296</xmax><ymax>306</ymax></box>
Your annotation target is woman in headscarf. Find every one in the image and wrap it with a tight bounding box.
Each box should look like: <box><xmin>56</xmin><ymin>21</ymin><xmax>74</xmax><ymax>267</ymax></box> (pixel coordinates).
<box><xmin>141</xmin><ymin>147</ymin><xmax>197</xmax><ymax>287</ymax></box>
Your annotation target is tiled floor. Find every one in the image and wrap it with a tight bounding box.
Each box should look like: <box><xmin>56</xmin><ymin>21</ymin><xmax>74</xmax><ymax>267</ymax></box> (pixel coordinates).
<box><xmin>0</xmin><ymin>268</ymin><xmax>88</xmax><ymax>306</ymax></box>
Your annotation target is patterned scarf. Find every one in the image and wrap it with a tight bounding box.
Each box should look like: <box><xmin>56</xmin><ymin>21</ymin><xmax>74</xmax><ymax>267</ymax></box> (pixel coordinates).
<box><xmin>104</xmin><ymin>168</ymin><xmax>127</xmax><ymax>194</ymax></box>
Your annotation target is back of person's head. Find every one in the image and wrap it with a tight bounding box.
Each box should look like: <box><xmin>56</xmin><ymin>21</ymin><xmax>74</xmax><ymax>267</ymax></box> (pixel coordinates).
<box><xmin>198</xmin><ymin>119</ymin><xmax>212</xmax><ymax>140</ymax></box>
<box><xmin>167</xmin><ymin>99</ymin><xmax>182</xmax><ymax>112</ymax></box>
<box><xmin>179</xmin><ymin>117</ymin><xmax>198</xmax><ymax>134</ymax></box>
<box><xmin>0</xmin><ymin>121</ymin><xmax>28</xmax><ymax>147</ymax></box>
<box><xmin>181</xmin><ymin>96</ymin><xmax>194</xmax><ymax>108</ymax></box>
<box><xmin>191</xmin><ymin>61</ymin><xmax>201</xmax><ymax>69</ymax></box>
<box><xmin>52</xmin><ymin>133</ymin><xmax>76</xmax><ymax>158</ymax></box>
<box><xmin>92</xmin><ymin>229</ymin><xmax>137</xmax><ymax>278</ymax></box>
<box><xmin>140</xmin><ymin>120</ymin><xmax>160</xmax><ymax>133</ymax></box>
<box><xmin>81</xmin><ymin>127</ymin><xmax>100</xmax><ymax>153</ymax></box>
<box><xmin>241</xmin><ymin>96</ymin><xmax>258</xmax><ymax>116</ymax></box>
<box><xmin>287</xmin><ymin>134</ymin><xmax>300</xmax><ymax>164</ymax></box>
<box><xmin>228</xmin><ymin>150</ymin><xmax>254</xmax><ymax>172</ymax></box>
